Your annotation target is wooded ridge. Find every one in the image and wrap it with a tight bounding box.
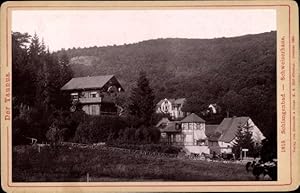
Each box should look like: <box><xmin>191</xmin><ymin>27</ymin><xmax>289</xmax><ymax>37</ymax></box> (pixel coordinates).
<box><xmin>56</xmin><ymin>31</ymin><xmax>276</xmax><ymax>145</ymax></box>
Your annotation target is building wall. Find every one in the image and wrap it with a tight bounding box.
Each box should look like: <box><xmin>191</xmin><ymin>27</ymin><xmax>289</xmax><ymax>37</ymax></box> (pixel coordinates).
<box><xmin>218</xmin><ymin>141</ymin><xmax>233</xmax><ymax>154</ymax></box>
<box><xmin>72</xmin><ymin>90</ymin><xmax>101</xmax><ymax>99</ymax></box>
<box><xmin>180</xmin><ymin>122</ymin><xmax>209</xmax><ymax>155</ymax></box>
<box><xmin>185</xmin><ymin>145</ymin><xmax>210</xmax><ymax>155</ymax></box>
<box><xmin>182</xmin><ymin>122</ymin><xmax>206</xmax><ymax>145</ymax></box>
<box><xmin>161</xmin><ymin>132</ymin><xmax>184</xmax><ymax>145</ymax></box>
<box><xmin>82</xmin><ymin>104</ymin><xmax>100</xmax><ymax>115</ymax></box>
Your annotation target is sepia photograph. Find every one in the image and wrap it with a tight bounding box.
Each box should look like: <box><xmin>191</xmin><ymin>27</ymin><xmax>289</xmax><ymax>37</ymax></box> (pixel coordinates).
<box><xmin>1</xmin><ymin>1</ymin><xmax>299</xmax><ymax>192</ymax></box>
<box><xmin>11</xmin><ymin>9</ymin><xmax>277</xmax><ymax>182</ymax></box>
<box><xmin>10</xmin><ymin>8</ymin><xmax>278</xmax><ymax>182</ymax></box>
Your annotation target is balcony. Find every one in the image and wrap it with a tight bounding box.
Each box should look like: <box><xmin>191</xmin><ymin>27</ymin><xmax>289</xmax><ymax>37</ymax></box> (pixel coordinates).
<box><xmin>78</xmin><ymin>97</ymin><xmax>102</xmax><ymax>104</ymax></box>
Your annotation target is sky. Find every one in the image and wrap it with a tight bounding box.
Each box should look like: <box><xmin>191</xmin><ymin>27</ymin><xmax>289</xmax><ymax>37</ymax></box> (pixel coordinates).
<box><xmin>12</xmin><ymin>9</ymin><xmax>276</xmax><ymax>51</ymax></box>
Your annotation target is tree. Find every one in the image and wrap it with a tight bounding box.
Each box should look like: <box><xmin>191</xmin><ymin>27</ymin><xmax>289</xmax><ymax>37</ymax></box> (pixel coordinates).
<box><xmin>12</xmin><ymin>32</ymin><xmax>34</xmax><ymax>108</ymax></box>
<box><xmin>28</xmin><ymin>32</ymin><xmax>45</xmax><ymax>106</ymax></box>
<box><xmin>12</xmin><ymin>31</ymin><xmax>75</xmax><ymax>143</ymax></box>
<box><xmin>59</xmin><ymin>49</ymin><xmax>73</xmax><ymax>84</ymax></box>
<box><xmin>232</xmin><ymin>122</ymin><xmax>254</xmax><ymax>159</ymax></box>
<box><xmin>128</xmin><ymin>71</ymin><xmax>155</xmax><ymax>127</ymax></box>
<box><xmin>221</xmin><ymin>90</ymin><xmax>246</xmax><ymax>117</ymax></box>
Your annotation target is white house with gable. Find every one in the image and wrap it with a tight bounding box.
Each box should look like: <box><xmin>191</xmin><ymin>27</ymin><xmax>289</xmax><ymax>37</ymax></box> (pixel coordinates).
<box><xmin>208</xmin><ymin>116</ymin><xmax>266</xmax><ymax>154</ymax></box>
<box><xmin>156</xmin><ymin>98</ymin><xmax>187</xmax><ymax>119</ymax></box>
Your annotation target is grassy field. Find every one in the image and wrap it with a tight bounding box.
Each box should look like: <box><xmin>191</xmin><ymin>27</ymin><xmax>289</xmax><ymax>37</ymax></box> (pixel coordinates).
<box><xmin>12</xmin><ymin>145</ymin><xmax>255</xmax><ymax>182</ymax></box>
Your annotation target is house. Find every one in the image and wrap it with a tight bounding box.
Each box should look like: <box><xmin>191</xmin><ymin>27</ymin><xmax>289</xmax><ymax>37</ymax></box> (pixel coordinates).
<box><xmin>159</xmin><ymin>121</ymin><xmax>182</xmax><ymax>145</ymax></box>
<box><xmin>61</xmin><ymin>75</ymin><xmax>124</xmax><ymax>116</ymax></box>
<box><xmin>156</xmin><ymin>98</ymin><xmax>187</xmax><ymax>119</ymax></box>
<box><xmin>200</xmin><ymin>103</ymin><xmax>221</xmax><ymax>116</ymax></box>
<box><xmin>210</xmin><ymin>116</ymin><xmax>266</xmax><ymax>154</ymax></box>
<box><xmin>157</xmin><ymin>115</ymin><xmax>265</xmax><ymax>156</ymax></box>
<box><xmin>158</xmin><ymin>113</ymin><xmax>210</xmax><ymax>155</ymax></box>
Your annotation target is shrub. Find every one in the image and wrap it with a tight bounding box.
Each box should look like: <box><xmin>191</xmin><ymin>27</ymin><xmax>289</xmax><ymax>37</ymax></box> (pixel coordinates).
<box><xmin>115</xmin><ymin>126</ymin><xmax>160</xmax><ymax>144</ymax></box>
<box><xmin>107</xmin><ymin>143</ymin><xmax>182</xmax><ymax>155</ymax></box>
<box><xmin>73</xmin><ymin>115</ymin><xmax>128</xmax><ymax>144</ymax></box>
<box><xmin>12</xmin><ymin>105</ymin><xmax>51</xmax><ymax>143</ymax></box>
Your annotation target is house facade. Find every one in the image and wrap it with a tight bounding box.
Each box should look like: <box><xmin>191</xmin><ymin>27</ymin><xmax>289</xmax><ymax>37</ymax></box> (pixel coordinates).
<box><xmin>157</xmin><ymin>115</ymin><xmax>265</xmax><ymax>156</ymax></box>
<box><xmin>61</xmin><ymin>75</ymin><xmax>124</xmax><ymax>116</ymax></box>
<box><xmin>158</xmin><ymin>113</ymin><xmax>210</xmax><ymax>155</ymax></box>
<box><xmin>209</xmin><ymin>116</ymin><xmax>266</xmax><ymax>155</ymax></box>
<box><xmin>156</xmin><ymin>98</ymin><xmax>187</xmax><ymax>119</ymax></box>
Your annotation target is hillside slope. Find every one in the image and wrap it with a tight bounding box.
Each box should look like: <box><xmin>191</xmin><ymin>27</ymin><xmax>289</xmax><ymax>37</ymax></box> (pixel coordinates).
<box><xmin>57</xmin><ymin>31</ymin><xmax>277</xmax><ymax>142</ymax></box>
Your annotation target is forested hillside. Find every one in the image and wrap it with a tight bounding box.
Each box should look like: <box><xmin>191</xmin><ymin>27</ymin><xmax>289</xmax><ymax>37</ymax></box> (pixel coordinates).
<box><xmin>57</xmin><ymin>31</ymin><xmax>277</xmax><ymax>145</ymax></box>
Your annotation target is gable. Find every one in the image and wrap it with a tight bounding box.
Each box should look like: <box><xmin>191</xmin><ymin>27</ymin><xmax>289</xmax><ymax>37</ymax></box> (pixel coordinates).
<box><xmin>180</xmin><ymin>113</ymin><xmax>205</xmax><ymax>123</ymax></box>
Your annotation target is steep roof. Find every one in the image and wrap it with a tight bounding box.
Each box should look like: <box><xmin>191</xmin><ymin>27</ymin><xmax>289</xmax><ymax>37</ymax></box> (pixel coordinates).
<box><xmin>205</xmin><ymin>124</ymin><xmax>219</xmax><ymax>137</ymax></box>
<box><xmin>180</xmin><ymin>113</ymin><xmax>205</xmax><ymax>123</ymax></box>
<box><xmin>160</xmin><ymin>121</ymin><xmax>181</xmax><ymax>133</ymax></box>
<box><xmin>216</xmin><ymin>116</ymin><xmax>250</xmax><ymax>143</ymax></box>
<box><xmin>156</xmin><ymin>98</ymin><xmax>186</xmax><ymax>106</ymax></box>
<box><xmin>61</xmin><ymin>75</ymin><xmax>122</xmax><ymax>91</ymax></box>
<box><xmin>155</xmin><ymin>117</ymin><xmax>171</xmax><ymax>127</ymax></box>
<box><xmin>174</xmin><ymin>98</ymin><xmax>186</xmax><ymax>105</ymax></box>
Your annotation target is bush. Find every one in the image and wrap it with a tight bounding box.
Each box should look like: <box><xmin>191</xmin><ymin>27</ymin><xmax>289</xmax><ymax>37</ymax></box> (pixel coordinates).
<box><xmin>116</xmin><ymin>126</ymin><xmax>160</xmax><ymax>144</ymax></box>
<box><xmin>107</xmin><ymin>143</ymin><xmax>182</xmax><ymax>155</ymax></box>
<box><xmin>12</xmin><ymin>105</ymin><xmax>51</xmax><ymax>144</ymax></box>
<box><xmin>47</xmin><ymin>109</ymin><xmax>87</xmax><ymax>142</ymax></box>
<box><xmin>73</xmin><ymin>115</ymin><xmax>128</xmax><ymax>144</ymax></box>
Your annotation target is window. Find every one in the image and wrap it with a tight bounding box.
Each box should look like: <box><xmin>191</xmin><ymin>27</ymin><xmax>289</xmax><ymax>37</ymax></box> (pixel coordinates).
<box><xmin>71</xmin><ymin>93</ymin><xmax>78</xmax><ymax>100</ymax></box>
<box><xmin>91</xmin><ymin>105</ymin><xmax>97</xmax><ymax>115</ymax></box>
<box><xmin>197</xmin><ymin>139</ymin><xmax>206</xmax><ymax>146</ymax></box>
<box><xmin>161</xmin><ymin>101</ymin><xmax>170</xmax><ymax>112</ymax></box>
<box><xmin>90</xmin><ymin>92</ymin><xmax>97</xmax><ymax>98</ymax></box>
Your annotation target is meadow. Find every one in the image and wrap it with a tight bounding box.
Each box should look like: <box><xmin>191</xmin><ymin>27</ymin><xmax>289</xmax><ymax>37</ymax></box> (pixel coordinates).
<box><xmin>12</xmin><ymin>144</ymin><xmax>255</xmax><ymax>182</ymax></box>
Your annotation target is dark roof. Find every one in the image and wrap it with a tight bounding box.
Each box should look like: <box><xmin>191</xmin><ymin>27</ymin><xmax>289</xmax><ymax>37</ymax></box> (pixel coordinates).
<box><xmin>174</xmin><ymin>98</ymin><xmax>186</xmax><ymax>105</ymax></box>
<box><xmin>155</xmin><ymin>117</ymin><xmax>171</xmax><ymax>127</ymax></box>
<box><xmin>160</xmin><ymin>122</ymin><xmax>181</xmax><ymax>133</ymax></box>
<box><xmin>205</xmin><ymin>124</ymin><xmax>219</xmax><ymax>137</ymax></box>
<box><xmin>216</xmin><ymin>117</ymin><xmax>250</xmax><ymax>143</ymax></box>
<box><xmin>180</xmin><ymin>113</ymin><xmax>205</xmax><ymax>123</ymax></box>
<box><xmin>61</xmin><ymin>75</ymin><xmax>122</xmax><ymax>91</ymax></box>
<box><xmin>157</xmin><ymin>98</ymin><xmax>186</xmax><ymax>106</ymax></box>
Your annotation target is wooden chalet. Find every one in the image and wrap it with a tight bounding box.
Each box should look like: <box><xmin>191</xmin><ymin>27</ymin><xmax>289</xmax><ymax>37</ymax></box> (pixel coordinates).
<box><xmin>61</xmin><ymin>75</ymin><xmax>124</xmax><ymax>116</ymax></box>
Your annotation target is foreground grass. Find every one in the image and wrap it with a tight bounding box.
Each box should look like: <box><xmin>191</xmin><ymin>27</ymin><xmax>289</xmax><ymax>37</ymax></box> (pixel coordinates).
<box><xmin>12</xmin><ymin>145</ymin><xmax>255</xmax><ymax>182</ymax></box>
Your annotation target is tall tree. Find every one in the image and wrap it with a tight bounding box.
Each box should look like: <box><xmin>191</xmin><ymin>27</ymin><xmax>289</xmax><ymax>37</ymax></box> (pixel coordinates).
<box><xmin>59</xmin><ymin>49</ymin><xmax>73</xmax><ymax>85</ymax></box>
<box><xmin>12</xmin><ymin>31</ymin><xmax>74</xmax><ymax>142</ymax></box>
<box><xmin>232</xmin><ymin>122</ymin><xmax>255</xmax><ymax>159</ymax></box>
<box><xmin>12</xmin><ymin>32</ymin><xmax>33</xmax><ymax>107</ymax></box>
<box><xmin>51</xmin><ymin>51</ymin><xmax>73</xmax><ymax>109</ymax></box>
<box><xmin>128</xmin><ymin>71</ymin><xmax>155</xmax><ymax>127</ymax></box>
<box><xmin>28</xmin><ymin>32</ymin><xmax>44</xmax><ymax>105</ymax></box>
